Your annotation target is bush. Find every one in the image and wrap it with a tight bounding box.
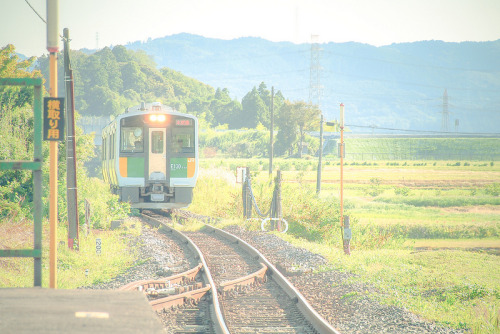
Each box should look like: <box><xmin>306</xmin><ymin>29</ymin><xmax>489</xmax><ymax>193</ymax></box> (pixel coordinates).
<box><xmin>394</xmin><ymin>186</ymin><xmax>411</xmax><ymax>196</ymax></box>
<box><xmin>485</xmin><ymin>183</ymin><xmax>500</xmax><ymax>196</ymax></box>
<box><xmin>365</xmin><ymin>177</ymin><xmax>383</xmax><ymax>197</ymax></box>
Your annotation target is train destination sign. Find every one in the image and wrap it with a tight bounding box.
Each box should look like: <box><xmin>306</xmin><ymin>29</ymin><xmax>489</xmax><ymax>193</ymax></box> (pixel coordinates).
<box><xmin>43</xmin><ymin>97</ymin><xmax>65</xmax><ymax>141</ymax></box>
<box><xmin>175</xmin><ymin>119</ymin><xmax>192</xmax><ymax>126</ymax></box>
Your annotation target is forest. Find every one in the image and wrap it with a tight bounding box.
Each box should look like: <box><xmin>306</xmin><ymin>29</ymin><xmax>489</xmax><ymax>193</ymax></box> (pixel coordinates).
<box><xmin>35</xmin><ymin>44</ymin><xmax>321</xmax><ymax>157</ymax></box>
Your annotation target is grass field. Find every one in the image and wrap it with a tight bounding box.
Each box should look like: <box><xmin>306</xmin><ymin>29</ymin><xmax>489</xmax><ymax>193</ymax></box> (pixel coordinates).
<box><xmin>193</xmin><ymin>158</ymin><xmax>500</xmax><ymax>333</ymax></box>
<box><xmin>0</xmin><ymin>219</ymin><xmax>141</xmax><ymax>288</ymax></box>
<box><xmin>1</xmin><ymin>157</ymin><xmax>498</xmax><ymax>332</ymax></box>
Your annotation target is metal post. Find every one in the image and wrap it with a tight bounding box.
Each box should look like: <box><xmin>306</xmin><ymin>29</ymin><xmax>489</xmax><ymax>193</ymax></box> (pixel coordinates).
<box><xmin>339</xmin><ymin>103</ymin><xmax>349</xmax><ymax>255</ymax></box>
<box><xmin>269</xmin><ymin>86</ymin><xmax>274</xmax><ymax>175</ymax></box>
<box><xmin>316</xmin><ymin>114</ymin><xmax>323</xmax><ymax>194</ymax></box>
<box><xmin>243</xmin><ymin>167</ymin><xmax>252</xmax><ymax>218</ymax></box>
<box><xmin>47</xmin><ymin>0</ymin><xmax>59</xmax><ymax>289</ymax></box>
<box><xmin>33</xmin><ymin>82</ymin><xmax>43</xmax><ymax>286</ymax></box>
<box><xmin>0</xmin><ymin>78</ymin><xmax>44</xmax><ymax>286</ymax></box>
<box><xmin>275</xmin><ymin>170</ymin><xmax>282</xmax><ymax>231</ymax></box>
<box><xmin>242</xmin><ymin>173</ymin><xmax>247</xmax><ymax>218</ymax></box>
<box><xmin>49</xmin><ymin>53</ymin><xmax>58</xmax><ymax>288</ymax></box>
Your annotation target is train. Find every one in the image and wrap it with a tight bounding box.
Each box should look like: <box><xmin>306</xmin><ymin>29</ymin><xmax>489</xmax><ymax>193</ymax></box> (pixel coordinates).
<box><xmin>101</xmin><ymin>102</ymin><xmax>198</xmax><ymax>209</ymax></box>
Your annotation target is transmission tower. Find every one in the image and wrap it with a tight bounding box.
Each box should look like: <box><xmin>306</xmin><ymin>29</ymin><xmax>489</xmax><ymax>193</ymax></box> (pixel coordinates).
<box><xmin>441</xmin><ymin>89</ymin><xmax>449</xmax><ymax>132</ymax></box>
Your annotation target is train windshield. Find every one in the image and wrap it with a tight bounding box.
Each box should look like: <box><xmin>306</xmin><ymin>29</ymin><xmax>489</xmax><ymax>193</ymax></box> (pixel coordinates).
<box><xmin>121</xmin><ymin>127</ymin><xmax>144</xmax><ymax>153</ymax></box>
<box><xmin>172</xmin><ymin>118</ymin><xmax>195</xmax><ymax>154</ymax></box>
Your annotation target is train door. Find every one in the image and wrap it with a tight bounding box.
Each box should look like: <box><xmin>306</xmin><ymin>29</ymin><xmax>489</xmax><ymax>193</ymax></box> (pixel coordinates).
<box><xmin>148</xmin><ymin>128</ymin><xmax>167</xmax><ymax>180</ymax></box>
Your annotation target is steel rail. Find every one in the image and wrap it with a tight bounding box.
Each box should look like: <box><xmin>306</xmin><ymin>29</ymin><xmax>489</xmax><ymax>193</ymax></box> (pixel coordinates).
<box><xmin>219</xmin><ymin>263</ymin><xmax>267</xmax><ymax>292</ymax></box>
<box><xmin>199</xmin><ymin>224</ymin><xmax>342</xmax><ymax>334</ymax></box>
<box><xmin>141</xmin><ymin>213</ymin><xmax>230</xmax><ymax>334</ymax></box>
<box><xmin>119</xmin><ymin>263</ymin><xmax>203</xmax><ymax>291</ymax></box>
<box><xmin>149</xmin><ymin>285</ymin><xmax>211</xmax><ymax>311</ymax></box>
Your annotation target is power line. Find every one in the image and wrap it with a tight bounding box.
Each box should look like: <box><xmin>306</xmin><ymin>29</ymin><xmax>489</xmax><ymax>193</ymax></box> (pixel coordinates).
<box><xmin>322</xmin><ymin>49</ymin><xmax>499</xmax><ymax>73</ymax></box>
<box><xmin>24</xmin><ymin>0</ymin><xmax>46</xmax><ymax>24</ymax></box>
<box><xmin>345</xmin><ymin>124</ymin><xmax>500</xmax><ymax>136</ymax></box>
<box><xmin>321</xmin><ymin>68</ymin><xmax>499</xmax><ymax>93</ymax></box>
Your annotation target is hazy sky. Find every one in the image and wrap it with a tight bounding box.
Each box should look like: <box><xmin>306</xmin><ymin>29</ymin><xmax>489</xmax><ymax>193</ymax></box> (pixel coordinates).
<box><xmin>1</xmin><ymin>0</ymin><xmax>500</xmax><ymax>57</ymax></box>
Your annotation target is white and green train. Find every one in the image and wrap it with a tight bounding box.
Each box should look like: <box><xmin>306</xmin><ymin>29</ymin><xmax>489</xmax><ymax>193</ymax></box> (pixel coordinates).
<box><xmin>102</xmin><ymin>102</ymin><xmax>198</xmax><ymax>209</ymax></box>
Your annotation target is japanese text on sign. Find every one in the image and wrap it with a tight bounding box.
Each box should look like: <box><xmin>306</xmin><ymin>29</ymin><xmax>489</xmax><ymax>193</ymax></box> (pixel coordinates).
<box><xmin>43</xmin><ymin>97</ymin><xmax>65</xmax><ymax>141</ymax></box>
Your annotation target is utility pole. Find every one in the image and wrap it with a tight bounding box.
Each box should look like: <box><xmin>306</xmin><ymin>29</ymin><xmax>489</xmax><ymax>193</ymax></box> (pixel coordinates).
<box><xmin>47</xmin><ymin>0</ymin><xmax>59</xmax><ymax>288</ymax></box>
<box><xmin>441</xmin><ymin>89</ymin><xmax>449</xmax><ymax>132</ymax></box>
<box><xmin>339</xmin><ymin>103</ymin><xmax>350</xmax><ymax>255</ymax></box>
<box><xmin>339</xmin><ymin>104</ymin><xmax>345</xmax><ymax>236</ymax></box>
<box><xmin>63</xmin><ymin>28</ymin><xmax>79</xmax><ymax>250</ymax></box>
<box><xmin>269</xmin><ymin>86</ymin><xmax>274</xmax><ymax>175</ymax></box>
<box><xmin>316</xmin><ymin>114</ymin><xmax>323</xmax><ymax>194</ymax></box>
<box><xmin>309</xmin><ymin>35</ymin><xmax>323</xmax><ymax>194</ymax></box>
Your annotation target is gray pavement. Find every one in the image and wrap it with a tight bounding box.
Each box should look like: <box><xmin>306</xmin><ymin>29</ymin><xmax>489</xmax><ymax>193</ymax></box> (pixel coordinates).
<box><xmin>0</xmin><ymin>288</ymin><xmax>165</xmax><ymax>333</ymax></box>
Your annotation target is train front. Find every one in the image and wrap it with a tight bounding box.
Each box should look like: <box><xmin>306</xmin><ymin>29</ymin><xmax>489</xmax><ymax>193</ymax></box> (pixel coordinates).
<box><xmin>114</xmin><ymin>102</ymin><xmax>198</xmax><ymax>209</ymax></box>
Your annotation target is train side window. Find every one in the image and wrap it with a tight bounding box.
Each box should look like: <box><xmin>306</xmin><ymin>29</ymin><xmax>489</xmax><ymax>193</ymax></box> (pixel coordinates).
<box><xmin>151</xmin><ymin>131</ymin><xmax>164</xmax><ymax>154</ymax></box>
<box><xmin>109</xmin><ymin>134</ymin><xmax>115</xmax><ymax>159</ymax></box>
<box><xmin>121</xmin><ymin>127</ymin><xmax>143</xmax><ymax>153</ymax></box>
<box><xmin>110</xmin><ymin>134</ymin><xmax>113</xmax><ymax>159</ymax></box>
<box><xmin>102</xmin><ymin>135</ymin><xmax>106</xmax><ymax>160</ymax></box>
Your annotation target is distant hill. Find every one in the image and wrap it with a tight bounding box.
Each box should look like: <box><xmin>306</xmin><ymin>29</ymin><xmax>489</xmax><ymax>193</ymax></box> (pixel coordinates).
<box><xmin>126</xmin><ymin>34</ymin><xmax>500</xmax><ymax>134</ymax></box>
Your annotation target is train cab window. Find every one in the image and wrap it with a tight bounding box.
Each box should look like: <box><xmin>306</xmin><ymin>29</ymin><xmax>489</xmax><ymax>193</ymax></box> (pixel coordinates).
<box><xmin>121</xmin><ymin>127</ymin><xmax>144</xmax><ymax>153</ymax></box>
<box><xmin>172</xmin><ymin>133</ymin><xmax>194</xmax><ymax>153</ymax></box>
<box><xmin>151</xmin><ymin>131</ymin><xmax>164</xmax><ymax>154</ymax></box>
<box><xmin>172</xmin><ymin>117</ymin><xmax>195</xmax><ymax>154</ymax></box>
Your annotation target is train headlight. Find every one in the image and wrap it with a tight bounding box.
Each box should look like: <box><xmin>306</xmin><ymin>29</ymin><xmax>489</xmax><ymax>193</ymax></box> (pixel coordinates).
<box><xmin>148</xmin><ymin>114</ymin><xmax>167</xmax><ymax>123</ymax></box>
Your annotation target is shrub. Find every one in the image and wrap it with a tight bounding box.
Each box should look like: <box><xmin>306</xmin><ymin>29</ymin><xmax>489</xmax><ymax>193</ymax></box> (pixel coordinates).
<box><xmin>365</xmin><ymin>177</ymin><xmax>383</xmax><ymax>197</ymax></box>
<box><xmin>394</xmin><ymin>186</ymin><xmax>411</xmax><ymax>196</ymax></box>
<box><xmin>485</xmin><ymin>183</ymin><xmax>500</xmax><ymax>196</ymax></box>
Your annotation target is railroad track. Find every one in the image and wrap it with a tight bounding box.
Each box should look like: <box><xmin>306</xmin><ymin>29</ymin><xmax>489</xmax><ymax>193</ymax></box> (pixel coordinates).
<box><xmin>131</xmin><ymin>210</ymin><xmax>341</xmax><ymax>334</ymax></box>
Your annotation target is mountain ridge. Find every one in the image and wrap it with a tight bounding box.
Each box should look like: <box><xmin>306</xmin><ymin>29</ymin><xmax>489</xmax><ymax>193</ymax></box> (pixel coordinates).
<box><xmin>125</xmin><ymin>34</ymin><xmax>499</xmax><ymax>133</ymax></box>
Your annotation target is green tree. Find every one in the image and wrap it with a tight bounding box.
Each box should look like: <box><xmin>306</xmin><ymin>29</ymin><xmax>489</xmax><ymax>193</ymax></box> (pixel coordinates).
<box><xmin>82</xmin><ymin>56</ymin><xmax>107</xmax><ymax>88</ymax></box>
<box><xmin>295</xmin><ymin>101</ymin><xmax>320</xmax><ymax>158</ymax></box>
<box><xmin>0</xmin><ymin>45</ymin><xmax>43</xmax><ymax>219</ymax></box>
<box><xmin>211</xmin><ymin>87</ymin><xmax>243</xmax><ymax>126</ymax></box>
<box><xmin>95</xmin><ymin>47</ymin><xmax>122</xmax><ymax>92</ymax></box>
<box><xmin>85</xmin><ymin>86</ymin><xmax>121</xmax><ymax>116</ymax></box>
<box><xmin>275</xmin><ymin>100</ymin><xmax>298</xmax><ymax>156</ymax></box>
<box><xmin>0</xmin><ymin>44</ymin><xmax>42</xmax><ymax>109</ymax></box>
<box><xmin>121</xmin><ymin>61</ymin><xmax>147</xmax><ymax>93</ymax></box>
<box><xmin>112</xmin><ymin>45</ymin><xmax>132</xmax><ymax>62</ymax></box>
<box><xmin>258</xmin><ymin>82</ymin><xmax>271</xmax><ymax>110</ymax></box>
<box><xmin>241</xmin><ymin>86</ymin><xmax>268</xmax><ymax>128</ymax></box>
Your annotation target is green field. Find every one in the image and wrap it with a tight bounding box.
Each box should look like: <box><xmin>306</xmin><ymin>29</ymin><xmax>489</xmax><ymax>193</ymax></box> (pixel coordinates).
<box><xmin>328</xmin><ymin>137</ymin><xmax>500</xmax><ymax>161</ymax></box>
<box><xmin>192</xmin><ymin>158</ymin><xmax>500</xmax><ymax>333</ymax></box>
<box><xmin>1</xmin><ymin>157</ymin><xmax>498</xmax><ymax>332</ymax></box>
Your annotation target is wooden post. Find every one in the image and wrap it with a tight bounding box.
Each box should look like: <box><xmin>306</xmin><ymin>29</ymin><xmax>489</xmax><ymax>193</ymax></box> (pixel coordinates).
<box><xmin>64</xmin><ymin>28</ymin><xmax>79</xmax><ymax>250</ymax></box>
<box><xmin>343</xmin><ymin>216</ymin><xmax>351</xmax><ymax>255</ymax></box>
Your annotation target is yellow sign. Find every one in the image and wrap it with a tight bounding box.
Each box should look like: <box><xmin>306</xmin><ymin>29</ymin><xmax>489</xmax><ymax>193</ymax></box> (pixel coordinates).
<box><xmin>44</xmin><ymin>97</ymin><xmax>64</xmax><ymax>141</ymax></box>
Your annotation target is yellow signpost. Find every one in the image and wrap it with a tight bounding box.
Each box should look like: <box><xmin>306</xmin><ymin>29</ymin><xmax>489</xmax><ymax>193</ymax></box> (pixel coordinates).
<box><xmin>47</xmin><ymin>0</ymin><xmax>59</xmax><ymax>289</ymax></box>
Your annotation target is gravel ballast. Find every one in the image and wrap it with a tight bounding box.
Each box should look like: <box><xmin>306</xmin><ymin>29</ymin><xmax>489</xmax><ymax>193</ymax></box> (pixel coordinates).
<box><xmin>84</xmin><ymin>217</ymin><xmax>467</xmax><ymax>333</ymax></box>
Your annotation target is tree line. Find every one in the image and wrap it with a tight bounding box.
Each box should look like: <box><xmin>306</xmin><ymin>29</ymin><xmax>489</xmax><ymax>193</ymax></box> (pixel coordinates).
<box><xmin>0</xmin><ymin>44</ymin><xmax>128</xmax><ymax>224</ymax></box>
<box><xmin>35</xmin><ymin>45</ymin><xmax>321</xmax><ymax>156</ymax></box>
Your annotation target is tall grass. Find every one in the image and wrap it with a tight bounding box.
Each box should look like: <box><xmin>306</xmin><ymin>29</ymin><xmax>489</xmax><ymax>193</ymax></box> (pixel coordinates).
<box><xmin>0</xmin><ymin>219</ymin><xmax>140</xmax><ymax>288</ymax></box>
<box><xmin>190</xmin><ymin>161</ymin><xmax>499</xmax><ymax>332</ymax></box>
